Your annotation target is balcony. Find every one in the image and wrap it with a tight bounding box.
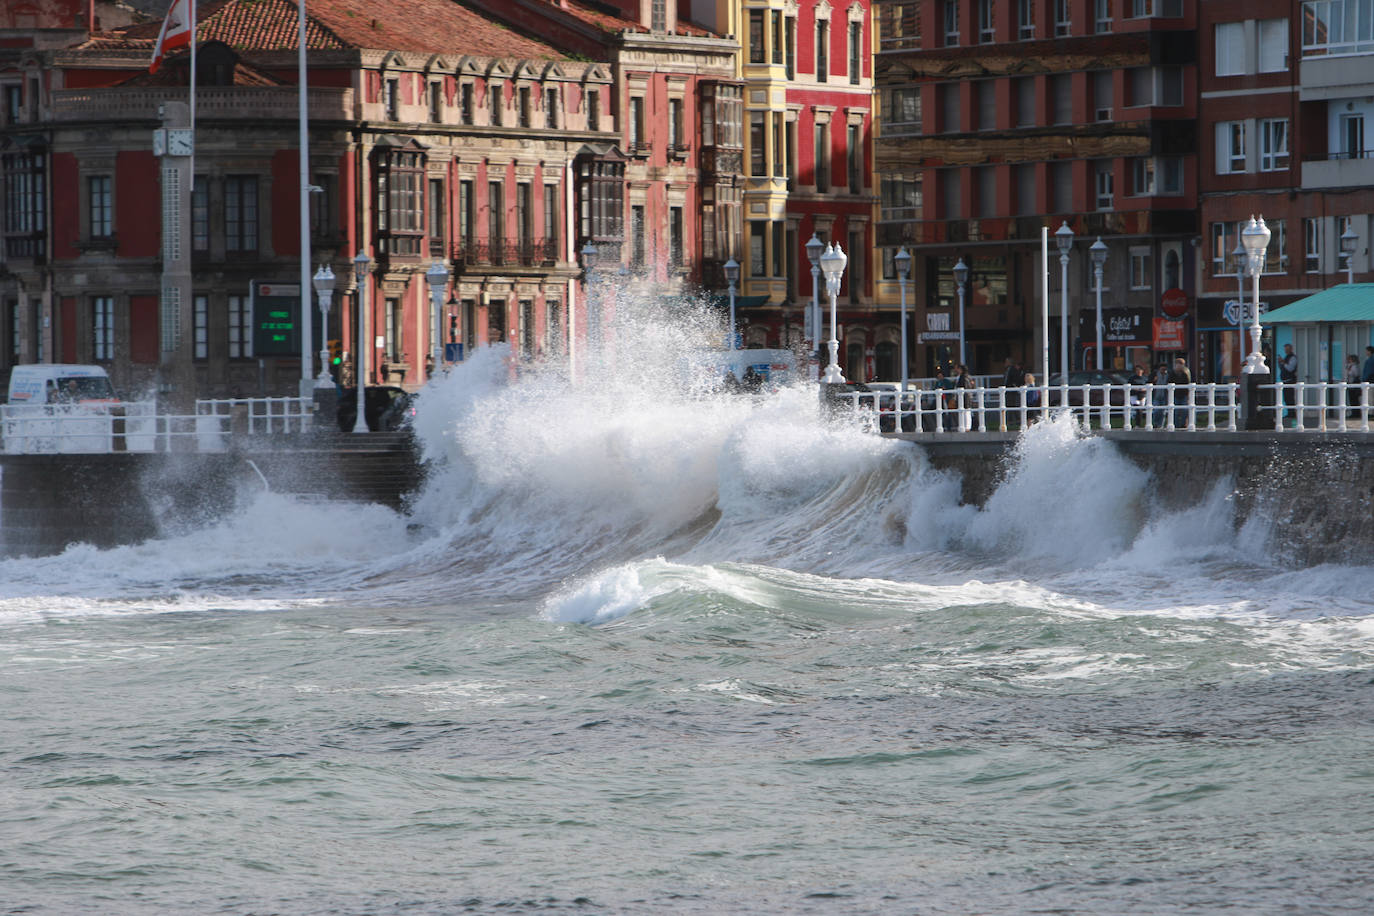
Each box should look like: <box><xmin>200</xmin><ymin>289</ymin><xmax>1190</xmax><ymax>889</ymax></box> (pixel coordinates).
<box><xmin>50</xmin><ymin>86</ymin><xmax>353</xmax><ymax>122</ymax></box>
<box><xmin>453</xmin><ymin>238</ymin><xmax>559</xmax><ymax>269</ymax></box>
<box><xmin>1301</xmin><ymin>152</ymin><xmax>1374</xmax><ymax>189</ymax></box>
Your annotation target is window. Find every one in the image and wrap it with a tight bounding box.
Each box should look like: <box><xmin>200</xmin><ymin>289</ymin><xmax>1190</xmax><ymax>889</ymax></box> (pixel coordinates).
<box><xmin>630</xmin><ymin>96</ymin><xmax>645</xmax><ymax>150</ymax></box>
<box><xmin>489</xmin><ymin>181</ymin><xmax>504</xmax><ymax>251</ymax></box>
<box><xmin>1259</xmin><ymin>18</ymin><xmax>1288</xmax><ymax>72</ymax></box>
<box><xmin>1304</xmin><ymin>218</ymin><xmax>1321</xmax><ymax>272</ymax></box>
<box><xmin>385</xmin><ymin>298</ymin><xmax>401</xmax><ymax>363</ymax></box>
<box><xmin>1015</xmin><ymin>163</ymin><xmax>1036</xmax><ymax>214</ymax></box>
<box><xmin>429</xmin><ymin>82</ymin><xmax>443</xmax><ymax>122</ymax></box>
<box><xmin>881</xmin><ymin>175</ymin><xmax>923</xmax><ymax>219</ymax></box>
<box><xmin>224</xmin><ymin>175</ymin><xmax>258</xmax><ymax>253</ymax></box>
<box><xmin>1016</xmin><ymin>77</ymin><xmax>1036</xmax><ymax>127</ymax></box>
<box><xmin>193</xmin><ymin>294</ymin><xmax>208</xmax><ymax>361</ymax></box>
<box><xmin>1095</xmin><ymin>0</ymin><xmax>1112</xmax><ymax>33</ymax></box>
<box><xmin>545</xmin><ymin>87</ymin><xmax>559</xmax><ymax>129</ymax></box>
<box><xmin>774</xmin><ymin>11</ymin><xmax>784</xmax><ymax>65</ymax></box>
<box><xmin>632</xmin><ymin>204</ymin><xmax>646</xmax><ymax>266</ymax></box>
<box><xmin>848</xmin><ymin>124</ymin><xmax>862</xmax><ymax>193</ymax></box>
<box><xmin>849</xmin><ymin>22</ymin><xmax>863</xmax><ymax>84</ymax></box>
<box><xmin>1341</xmin><ymin>112</ymin><xmax>1365</xmax><ymax>158</ymax></box>
<box><xmin>192</xmin><ymin>175</ymin><xmax>208</xmax><ymax>251</ymax></box>
<box><xmin>785</xmin><ymin>15</ymin><xmax>797</xmax><ymax>77</ymax></box>
<box><xmin>976</xmin><ymin>166</ymin><xmax>996</xmax><ymax>217</ymax></box>
<box><xmin>1050</xmin><ymin>161</ymin><xmax>1071</xmax><ymax>212</ymax></box>
<box><xmin>1130</xmin><ymin>247</ymin><xmax>1152</xmax><ymax>289</ymax></box>
<box><xmin>888</xmin><ymin>87</ymin><xmax>922</xmax><ymax>130</ymax></box>
<box><xmin>749</xmin><ymin>221</ymin><xmax>766</xmax><ymax>276</ymax></box>
<box><xmin>814</xmin><ymin>123</ymin><xmax>829</xmax><ymax>191</ymax></box>
<box><xmin>3</xmin><ymin>84</ymin><xmax>20</xmax><ymax>125</ymax></box>
<box><xmin>375</xmin><ymin>150</ymin><xmax>423</xmax><ymax>256</ymax></box>
<box><xmin>751</xmin><ymin>110</ymin><xmax>767</xmax><ymax>175</ymax></box>
<box><xmin>87</xmin><ymin>175</ymin><xmax>112</xmax><ymax>239</ymax></box>
<box><xmin>668</xmin><ymin>98</ymin><xmax>683</xmax><ymax>148</ymax></box>
<box><xmin>943</xmin><ymin>0</ymin><xmax>960</xmax><ymax>46</ymax></box>
<box><xmin>490</xmin><ymin>84</ymin><xmax>502</xmax><ymax>126</ymax></box>
<box><xmin>976</xmin><ymin>80</ymin><xmax>996</xmax><ymax>130</ymax></box>
<box><xmin>1264</xmin><ymin>219</ymin><xmax>1287</xmax><ymax>274</ymax></box>
<box><xmin>1095</xmin><ymin>161</ymin><xmax>1114</xmax><ymax>210</ymax></box>
<box><xmin>461</xmin><ymin>83</ymin><xmax>474</xmax><ymax>124</ymax></box>
<box><xmin>3</xmin><ymin>151</ymin><xmax>45</xmax><ymax>259</ymax></box>
<box><xmin>1132</xmin><ymin>157</ymin><xmax>1183</xmax><ymax>195</ymax></box>
<box><xmin>385</xmin><ymin>78</ymin><xmax>399</xmax><ymax>120</ymax></box>
<box><xmin>1055</xmin><ymin>0</ymin><xmax>1071</xmax><ymax>35</ymax></box>
<box><xmin>848</xmin><ymin>227</ymin><xmax>863</xmax><ymax>296</ymax></box>
<box><xmin>429</xmin><ymin>178</ymin><xmax>445</xmax><ymax>255</ymax></box>
<box><xmin>978</xmin><ymin>0</ymin><xmax>994</xmax><ymax>42</ymax></box>
<box><xmin>669</xmin><ymin>206</ymin><xmax>683</xmax><ymax>269</ymax></box>
<box><xmin>818</xmin><ymin>20</ymin><xmax>830</xmax><ymax>78</ymax></box>
<box><xmin>1260</xmin><ymin>118</ymin><xmax>1289</xmax><ymax>171</ymax></box>
<box><xmin>942</xmin><ymin>168</ymin><xmax>962</xmax><ymax>218</ymax></box>
<box><xmin>459</xmin><ymin>179</ymin><xmax>475</xmax><ymax>253</ymax></box>
<box><xmin>1216</xmin><ymin>22</ymin><xmax>1245</xmax><ymax>75</ymax></box>
<box><xmin>221</xmin><ymin>294</ymin><xmax>249</xmax><ymax>360</ymax></box>
<box><xmin>586</xmin><ymin>88</ymin><xmax>599</xmax><ymax>129</ymax></box>
<box><xmin>517</xmin><ymin>183</ymin><xmax>532</xmax><ymax>253</ymax></box>
<box><xmin>1211</xmin><ymin>221</ymin><xmax>1242</xmax><ymax>275</ymax></box>
<box><xmin>774</xmin><ymin>112</ymin><xmax>785</xmax><ymax>176</ymax></box>
<box><xmin>1217</xmin><ymin>121</ymin><xmax>1248</xmax><ymax>173</ymax></box>
<box><xmin>1051</xmin><ymin>74</ymin><xmax>1072</xmax><ymax>124</ymax></box>
<box><xmin>93</xmin><ymin>296</ymin><xmax>114</xmax><ymax>362</ymax></box>
<box><xmin>520</xmin><ymin>300</ymin><xmax>534</xmax><ymax>359</ymax></box>
<box><xmin>1302</xmin><ymin>0</ymin><xmax>1374</xmax><ymax>56</ymax></box>
<box><xmin>544</xmin><ymin>184</ymin><xmax>559</xmax><ymax>258</ymax></box>
<box><xmin>546</xmin><ymin>300</ymin><xmax>563</xmax><ymax>355</ymax></box>
<box><xmin>1018</xmin><ymin>0</ymin><xmax>1035</xmax><ymax>38</ymax></box>
<box><xmin>652</xmin><ymin>0</ymin><xmax>666</xmax><ymax>31</ymax></box>
<box><xmin>942</xmin><ymin>82</ymin><xmax>961</xmax><ymax>131</ymax></box>
<box><xmin>1093</xmin><ymin>71</ymin><xmax>1112</xmax><ymax>121</ymax></box>
<box><xmin>750</xmin><ymin>10</ymin><xmax>766</xmax><ymax>63</ymax></box>
<box><xmin>1129</xmin><ymin>67</ymin><xmax>1182</xmax><ymax>106</ymax></box>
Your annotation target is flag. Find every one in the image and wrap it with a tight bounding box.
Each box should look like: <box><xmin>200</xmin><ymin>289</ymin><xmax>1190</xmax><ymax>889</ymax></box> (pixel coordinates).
<box><xmin>149</xmin><ymin>0</ymin><xmax>193</xmax><ymax>74</ymax></box>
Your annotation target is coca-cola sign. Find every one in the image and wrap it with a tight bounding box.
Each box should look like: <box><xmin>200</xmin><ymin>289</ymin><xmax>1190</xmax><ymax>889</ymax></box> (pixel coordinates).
<box><xmin>1161</xmin><ymin>288</ymin><xmax>1188</xmax><ymax>318</ymax></box>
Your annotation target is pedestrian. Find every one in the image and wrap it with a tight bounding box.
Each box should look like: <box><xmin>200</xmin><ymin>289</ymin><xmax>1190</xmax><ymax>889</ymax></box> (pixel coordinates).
<box><xmin>1279</xmin><ymin>343</ymin><xmax>1298</xmax><ymax>426</ymax></box>
<box><xmin>1363</xmin><ymin>345</ymin><xmax>1374</xmax><ymax>384</ymax></box>
<box><xmin>956</xmin><ymin>364</ymin><xmax>978</xmax><ymax>430</ymax></box>
<box><xmin>1128</xmin><ymin>364</ymin><xmax>1149</xmax><ymax>428</ymax></box>
<box><xmin>1023</xmin><ymin>372</ymin><xmax>1041</xmax><ymax>419</ymax></box>
<box><xmin>934</xmin><ymin>369</ymin><xmax>956</xmax><ymax>429</ymax></box>
<box><xmin>1151</xmin><ymin>362</ymin><xmax>1169</xmax><ymax>427</ymax></box>
<box><xmin>1346</xmin><ymin>353</ymin><xmax>1362</xmax><ymax>418</ymax></box>
<box><xmin>1168</xmin><ymin>357</ymin><xmax>1192</xmax><ymax>429</ymax></box>
<box><xmin>1002</xmin><ymin>356</ymin><xmax>1024</xmax><ymax>409</ymax></box>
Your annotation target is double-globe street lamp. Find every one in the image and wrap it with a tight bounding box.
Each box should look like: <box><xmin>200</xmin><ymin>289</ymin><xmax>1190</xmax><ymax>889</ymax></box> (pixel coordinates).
<box><xmin>1240</xmin><ymin>215</ymin><xmax>1272</xmax><ymax>375</ymax></box>
<box><xmin>312</xmin><ymin>264</ymin><xmax>335</xmax><ymax>388</ymax></box>
<box><xmin>820</xmin><ymin>243</ymin><xmax>848</xmax><ymax>385</ymax></box>
<box><xmin>352</xmin><ymin>249</ymin><xmax>372</xmax><ymax>433</ymax></box>
<box><xmin>895</xmin><ymin>248</ymin><xmax>911</xmax><ymax>387</ymax></box>
<box><xmin>426</xmin><ymin>261</ymin><xmax>449</xmax><ymax>380</ymax></box>
<box><xmin>1090</xmin><ymin>237</ymin><xmax>1108</xmax><ymax>371</ymax></box>
<box><xmin>1342</xmin><ymin>222</ymin><xmax>1359</xmax><ymax>285</ymax></box>
<box><xmin>724</xmin><ymin>257</ymin><xmax>740</xmax><ymax>350</ymax></box>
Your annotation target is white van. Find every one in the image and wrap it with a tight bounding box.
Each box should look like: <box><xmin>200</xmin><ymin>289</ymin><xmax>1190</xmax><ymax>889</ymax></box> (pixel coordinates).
<box><xmin>7</xmin><ymin>364</ymin><xmax>119</xmax><ymax>406</ymax></box>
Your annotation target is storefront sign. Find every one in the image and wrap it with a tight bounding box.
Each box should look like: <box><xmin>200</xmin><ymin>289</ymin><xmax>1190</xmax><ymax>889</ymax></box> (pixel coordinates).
<box><xmin>1153</xmin><ymin>317</ymin><xmax>1187</xmax><ymax>349</ymax></box>
<box><xmin>1161</xmin><ymin>288</ymin><xmax>1188</xmax><ymax>318</ymax></box>
<box><xmin>1222</xmin><ymin>299</ymin><xmax>1268</xmax><ymax>326</ymax></box>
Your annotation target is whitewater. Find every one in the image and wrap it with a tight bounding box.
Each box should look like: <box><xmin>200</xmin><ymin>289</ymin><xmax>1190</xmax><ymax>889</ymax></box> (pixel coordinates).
<box><xmin>2</xmin><ymin>292</ymin><xmax>1373</xmax><ymax>915</ymax></box>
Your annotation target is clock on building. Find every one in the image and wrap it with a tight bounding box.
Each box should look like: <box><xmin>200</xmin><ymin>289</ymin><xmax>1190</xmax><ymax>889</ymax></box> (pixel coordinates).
<box><xmin>154</xmin><ymin>128</ymin><xmax>194</xmax><ymax>157</ymax></box>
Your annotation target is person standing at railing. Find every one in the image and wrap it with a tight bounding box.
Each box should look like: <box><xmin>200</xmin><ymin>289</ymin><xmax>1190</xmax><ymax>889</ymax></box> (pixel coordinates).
<box><xmin>1002</xmin><ymin>357</ymin><xmax>1024</xmax><ymax>409</ymax></box>
<box><xmin>1168</xmin><ymin>358</ymin><xmax>1191</xmax><ymax>429</ymax></box>
<box><xmin>1151</xmin><ymin>363</ymin><xmax>1169</xmax><ymax>428</ymax></box>
<box><xmin>934</xmin><ymin>369</ymin><xmax>956</xmax><ymax>431</ymax></box>
<box><xmin>1022</xmin><ymin>373</ymin><xmax>1041</xmax><ymax>420</ymax></box>
<box><xmin>956</xmin><ymin>364</ymin><xmax>978</xmax><ymax>431</ymax></box>
<box><xmin>1279</xmin><ymin>343</ymin><xmax>1298</xmax><ymax>428</ymax></box>
<box><xmin>1128</xmin><ymin>364</ymin><xmax>1149</xmax><ymax>428</ymax></box>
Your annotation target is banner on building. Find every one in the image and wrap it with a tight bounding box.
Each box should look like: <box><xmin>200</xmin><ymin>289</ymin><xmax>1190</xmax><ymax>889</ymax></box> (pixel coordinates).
<box><xmin>1153</xmin><ymin>317</ymin><xmax>1187</xmax><ymax>350</ymax></box>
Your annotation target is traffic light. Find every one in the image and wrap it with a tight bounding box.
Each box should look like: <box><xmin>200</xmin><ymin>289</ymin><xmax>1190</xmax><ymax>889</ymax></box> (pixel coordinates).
<box><xmin>328</xmin><ymin>338</ymin><xmax>342</xmax><ymax>366</ymax></box>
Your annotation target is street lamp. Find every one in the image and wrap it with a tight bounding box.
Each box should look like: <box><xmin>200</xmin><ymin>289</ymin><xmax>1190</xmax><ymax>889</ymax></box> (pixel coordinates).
<box><xmin>952</xmin><ymin>257</ymin><xmax>969</xmax><ymax>367</ymax></box>
<box><xmin>1090</xmin><ymin>237</ymin><xmax>1108</xmax><ymax>371</ymax></box>
<box><xmin>1341</xmin><ymin>222</ymin><xmax>1359</xmax><ymax>285</ymax></box>
<box><xmin>426</xmin><ymin>260</ymin><xmax>448</xmax><ymax>379</ymax></box>
<box><xmin>723</xmin><ymin>257</ymin><xmax>740</xmax><ymax>350</ymax></box>
<box><xmin>820</xmin><ymin>243</ymin><xmax>847</xmax><ymax>384</ymax></box>
<box><xmin>894</xmin><ymin>247</ymin><xmax>911</xmax><ymax>387</ymax></box>
<box><xmin>1232</xmin><ymin>238</ymin><xmax>1246</xmax><ymax>319</ymax></box>
<box><xmin>1240</xmin><ymin>215</ymin><xmax>1271</xmax><ymax>375</ymax></box>
<box><xmin>1056</xmin><ymin>221</ymin><xmax>1074</xmax><ymax>381</ymax></box>
<box><xmin>312</xmin><ymin>264</ymin><xmax>335</xmax><ymax>388</ymax></box>
<box><xmin>806</xmin><ymin>233</ymin><xmax>825</xmax><ymax>368</ymax></box>
<box><xmin>352</xmin><ymin>250</ymin><xmax>372</xmax><ymax>433</ymax></box>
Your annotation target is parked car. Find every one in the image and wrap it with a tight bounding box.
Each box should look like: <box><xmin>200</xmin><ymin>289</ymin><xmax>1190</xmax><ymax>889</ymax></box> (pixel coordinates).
<box><xmin>336</xmin><ymin>386</ymin><xmax>416</xmax><ymax>432</ymax></box>
<box><xmin>1047</xmin><ymin>371</ymin><xmax>1130</xmax><ymax>407</ymax></box>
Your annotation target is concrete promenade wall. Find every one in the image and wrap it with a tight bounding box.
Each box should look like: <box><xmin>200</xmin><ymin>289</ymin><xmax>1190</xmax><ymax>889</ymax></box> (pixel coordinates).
<box><xmin>0</xmin><ymin>432</ymin><xmax>422</xmax><ymax>557</ymax></box>
<box><xmin>902</xmin><ymin>431</ymin><xmax>1374</xmax><ymax>565</ymax></box>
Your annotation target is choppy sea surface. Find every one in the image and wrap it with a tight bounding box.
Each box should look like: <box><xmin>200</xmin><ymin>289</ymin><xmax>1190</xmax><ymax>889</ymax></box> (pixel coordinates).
<box><xmin>3</xmin><ymin>302</ymin><xmax>1373</xmax><ymax>915</ymax></box>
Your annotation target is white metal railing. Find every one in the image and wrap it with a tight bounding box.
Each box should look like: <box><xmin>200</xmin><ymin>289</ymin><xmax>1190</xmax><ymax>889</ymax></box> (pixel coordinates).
<box><xmin>831</xmin><ymin>382</ymin><xmax>1247</xmax><ymax>434</ymax></box>
<box><xmin>1265</xmin><ymin>381</ymin><xmax>1374</xmax><ymax>432</ymax></box>
<box><xmin>0</xmin><ymin>397</ymin><xmax>317</xmax><ymax>454</ymax></box>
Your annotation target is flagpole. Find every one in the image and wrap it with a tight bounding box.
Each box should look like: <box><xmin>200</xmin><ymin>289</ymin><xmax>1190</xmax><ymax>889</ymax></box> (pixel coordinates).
<box><xmin>299</xmin><ymin>0</ymin><xmax>314</xmax><ymax>396</ymax></box>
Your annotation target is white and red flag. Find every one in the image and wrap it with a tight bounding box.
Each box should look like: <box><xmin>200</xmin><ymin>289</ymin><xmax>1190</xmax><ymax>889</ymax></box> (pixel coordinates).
<box><xmin>149</xmin><ymin>0</ymin><xmax>194</xmax><ymax>74</ymax></box>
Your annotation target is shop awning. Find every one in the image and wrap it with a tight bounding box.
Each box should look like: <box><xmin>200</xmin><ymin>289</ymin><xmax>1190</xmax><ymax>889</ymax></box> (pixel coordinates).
<box><xmin>1261</xmin><ymin>283</ymin><xmax>1374</xmax><ymax>323</ymax></box>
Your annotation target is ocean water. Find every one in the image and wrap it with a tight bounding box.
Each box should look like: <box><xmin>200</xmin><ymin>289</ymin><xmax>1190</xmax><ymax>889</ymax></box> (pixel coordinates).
<box><xmin>3</xmin><ymin>297</ymin><xmax>1374</xmax><ymax>915</ymax></box>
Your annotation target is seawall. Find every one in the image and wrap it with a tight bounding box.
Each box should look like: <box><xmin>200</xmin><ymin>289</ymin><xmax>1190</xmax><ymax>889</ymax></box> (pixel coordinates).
<box><xmin>904</xmin><ymin>431</ymin><xmax>1374</xmax><ymax>565</ymax></box>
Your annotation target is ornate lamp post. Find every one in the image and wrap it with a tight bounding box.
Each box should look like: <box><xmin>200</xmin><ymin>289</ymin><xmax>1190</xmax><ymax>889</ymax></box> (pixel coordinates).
<box><xmin>820</xmin><ymin>243</ymin><xmax>848</xmax><ymax>384</ymax></box>
<box><xmin>1090</xmin><ymin>237</ymin><xmax>1108</xmax><ymax>371</ymax></box>
<box><xmin>806</xmin><ymin>233</ymin><xmax>825</xmax><ymax>368</ymax></box>
<box><xmin>1240</xmin><ymin>215</ymin><xmax>1271</xmax><ymax>375</ymax></box>
<box><xmin>953</xmin><ymin>257</ymin><xmax>969</xmax><ymax>367</ymax></box>
<box><xmin>352</xmin><ymin>249</ymin><xmax>372</xmax><ymax>433</ymax></box>
<box><xmin>312</xmin><ymin>265</ymin><xmax>335</xmax><ymax>388</ymax></box>
<box><xmin>894</xmin><ymin>247</ymin><xmax>911</xmax><ymax>387</ymax></box>
<box><xmin>1341</xmin><ymin>222</ymin><xmax>1359</xmax><ymax>285</ymax></box>
<box><xmin>425</xmin><ymin>261</ymin><xmax>448</xmax><ymax>379</ymax></box>
<box><xmin>1056</xmin><ymin>221</ymin><xmax>1074</xmax><ymax>382</ymax></box>
<box><xmin>723</xmin><ymin>256</ymin><xmax>740</xmax><ymax>350</ymax></box>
